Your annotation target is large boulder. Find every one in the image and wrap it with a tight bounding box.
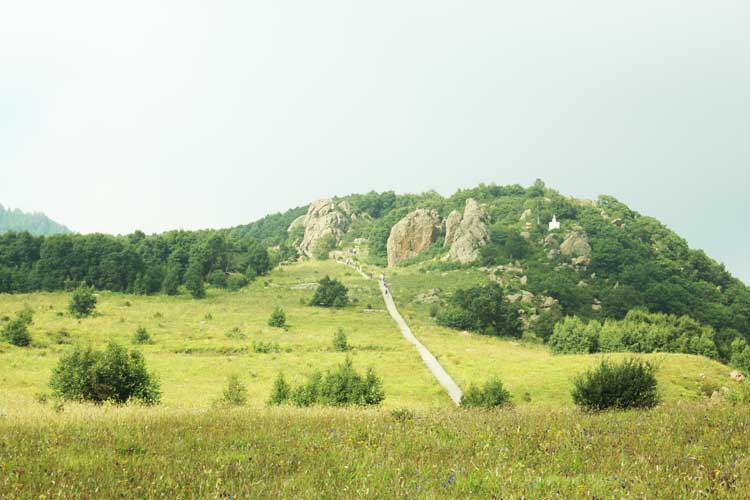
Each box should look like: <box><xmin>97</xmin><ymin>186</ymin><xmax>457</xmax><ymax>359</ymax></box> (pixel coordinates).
<box><xmin>294</xmin><ymin>199</ymin><xmax>351</xmax><ymax>257</ymax></box>
<box><xmin>447</xmin><ymin>199</ymin><xmax>490</xmax><ymax>264</ymax></box>
<box><xmin>386</xmin><ymin>209</ymin><xmax>441</xmax><ymax>267</ymax></box>
<box><xmin>559</xmin><ymin>229</ymin><xmax>592</xmax><ymax>259</ymax></box>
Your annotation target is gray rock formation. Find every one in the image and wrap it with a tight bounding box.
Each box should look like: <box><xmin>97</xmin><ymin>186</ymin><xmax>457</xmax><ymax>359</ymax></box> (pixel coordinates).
<box><xmin>443</xmin><ymin>210</ymin><xmax>462</xmax><ymax>247</ymax></box>
<box><xmin>559</xmin><ymin>229</ymin><xmax>592</xmax><ymax>259</ymax></box>
<box><xmin>294</xmin><ymin>198</ymin><xmax>351</xmax><ymax>257</ymax></box>
<box><xmin>446</xmin><ymin>199</ymin><xmax>490</xmax><ymax>264</ymax></box>
<box><xmin>386</xmin><ymin>209</ymin><xmax>441</xmax><ymax>267</ymax></box>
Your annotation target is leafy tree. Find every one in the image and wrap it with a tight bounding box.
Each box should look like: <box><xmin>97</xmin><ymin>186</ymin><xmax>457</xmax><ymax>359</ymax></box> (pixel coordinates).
<box><xmin>572</xmin><ymin>358</ymin><xmax>658</xmax><ymax>411</ymax></box>
<box><xmin>310</xmin><ymin>276</ymin><xmax>349</xmax><ymax>308</ymax></box>
<box><xmin>460</xmin><ymin>377</ymin><xmax>512</xmax><ymax>408</ymax></box>
<box><xmin>208</xmin><ymin>270</ymin><xmax>227</xmax><ymax>288</ymax></box>
<box><xmin>184</xmin><ymin>264</ymin><xmax>205</xmax><ymax>299</ymax></box>
<box><xmin>69</xmin><ymin>283</ymin><xmax>97</xmax><ymax>318</ymax></box>
<box><xmin>437</xmin><ymin>283</ymin><xmax>520</xmax><ymax>337</ymax></box>
<box><xmin>1</xmin><ymin>306</ymin><xmax>33</xmax><ymax>347</ymax></box>
<box><xmin>226</xmin><ymin>274</ymin><xmax>249</xmax><ymax>291</ymax></box>
<box><xmin>49</xmin><ymin>342</ymin><xmax>160</xmax><ymax>404</ymax></box>
<box><xmin>162</xmin><ymin>264</ymin><xmax>181</xmax><ymax>295</ymax></box>
<box><xmin>268</xmin><ymin>307</ymin><xmax>286</xmax><ymax>328</ymax></box>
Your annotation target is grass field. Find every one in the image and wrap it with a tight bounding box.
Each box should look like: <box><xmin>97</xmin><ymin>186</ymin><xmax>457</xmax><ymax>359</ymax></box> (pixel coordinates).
<box><xmin>2</xmin><ymin>257</ymin><xmax>748</xmax><ymax>498</ymax></box>
<box><xmin>1</xmin><ymin>403</ymin><xmax>749</xmax><ymax>498</ymax></box>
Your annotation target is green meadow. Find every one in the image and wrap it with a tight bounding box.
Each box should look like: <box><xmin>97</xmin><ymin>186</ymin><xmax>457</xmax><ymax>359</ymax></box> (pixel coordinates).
<box><xmin>1</xmin><ymin>257</ymin><xmax>747</xmax><ymax>498</ymax></box>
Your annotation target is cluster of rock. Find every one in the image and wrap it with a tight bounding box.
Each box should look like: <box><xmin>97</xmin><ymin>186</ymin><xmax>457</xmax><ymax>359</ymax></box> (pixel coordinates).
<box><xmin>385</xmin><ymin>198</ymin><xmax>490</xmax><ymax>267</ymax></box>
<box><xmin>289</xmin><ymin>199</ymin><xmax>352</xmax><ymax>257</ymax></box>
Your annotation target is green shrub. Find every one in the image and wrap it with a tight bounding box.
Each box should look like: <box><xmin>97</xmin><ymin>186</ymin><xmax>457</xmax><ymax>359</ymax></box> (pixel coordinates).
<box><xmin>572</xmin><ymin>358</ymin><xmax>658</xmax><ymax>411</ymax></box>
<box><xmin>429</xmin><ymin>305</ymin><xmax>438</xmax><ymax>318</ymax></box>
<box><xmin>2</xmin><ymin>306</ymin><xmax>33</xmax><ymax>347</ymax></box>
<box><xmin>310</xmin><ymin>276</ymin><xmax>349</xmax><ymax>308</ymax></box>
<box><xmin>226</xmin><ymin>274</ymin><xmax>249</xmax><ymax>291</ymax></box>
<box><xmin>268</xmin><ymin>373</ymin><xmax>291</xmax><ymax>405</ymax></box>
<box><xmin>268</xmin><ymin>307</ymin><xmax>286</xmax><ymax>328</ymax></box>
<box><xmin>272</xmin><ymin>359</ymin><xmax>384</xmax><ymax>407</ymax></box>
<box><xmin>132</xmin><ymin>327</ymin><xmax>151</xmax><ymax>344</ymax></box>
<box><xmin>313</xmin><ymin>234</ymin><xmax>337</xmax><ymax>260</ymax></box>
<box><xmin>549</xmin><ymin>316</ymin><xmax>600</xmax><ymax>354</ymax></box>
<box><xmin>69</xmin><ymin>283</ymin><xmax>97</xmax><ymax>318</ymax></box>
<box><xmin>460</xmin><ymin>377</ymin><xmax>511</xmax><ymax>408</ymax></box>
<box><xmin>220</xmin><ymin>374</ymin><xmax>247</xmax><ymax>406</ymax></box>
<box><xmin>49</xmin><ymin>342</ymin><xmax>161</xmax><ymax>405</ymax></box>
<box><xmin>208</xmin><ymin>270</ymin><xmax>227</xmax><ymax>288</ymax></box>
<box><xmin>252</xmin><ymin>340</ymin><xmax>280</xmax><ymax>353</ymax></box>
<box><xmin>390</xmin><ymin>408</ymin><xmax>415</xmax><ymax>422</ymax></box>
<box><xmin>333</xmin><ymin>327</ymin><xmax>349</xmax><ymax>352</ymax></box>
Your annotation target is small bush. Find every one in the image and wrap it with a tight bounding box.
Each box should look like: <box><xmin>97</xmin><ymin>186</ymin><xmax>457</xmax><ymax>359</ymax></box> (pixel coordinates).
<box><xmin>572</xmin><ymin>358</ymin><xmax>658</xmax><ymax>411</ymax></box>
<box><xmin>69</xmin><ymin>283</ymin><xmax>97</xmax><ymax>318</ymax></box>
<box><xmin>2</xmin><ymin>306</ymin><xmax>33</xmax><ymax>347</ymax></box>
<box><xmin>268</xmin><ymin>307</ymin><xmax>286</xmax><ymax>328</ymax></box>
<box><xmin>226</xmin><ymin>274</ymin><xmax>249</xmax><ymax>291</ymax></box>
<box><xmin>49</xmin><ymin>342</ymin><xmax>161</xmax><ymax>405</ymax></box>
<box><xmin>460</xmin><ymin>378</ymin><xmax>511</xmax><ymax>408</ymax></box>
<box><xmin>220</xmin><ymin>374</ymin><xmax>247</xmax><ymax>406</ymax></box>
<box><xmin>271</xmin><ymin>359</ymin><xmax>384</xmax><ymax>407</ymax></box>
<box><xmin>310</xmin><ymin>276</ymin><xmax>349</xmax><ymax>308</ymax></box>
<box><xmin>429</xmin><ymin>305</ymin><xmax>438</xmax><ymax>318</ymax></box>
<box><xmin>253</xmin><ymin>340</ymin><xmax>281</xmax><ymax>353</ymax></box>
<box><xmin>390</xmin><ymin>408</ymin><xmax>415</xmax><ymax>422</ymax></box>
<box><xmin>268</xmin><ymin>373</ymin><xmax>291</xmax><ymax>405</ymax></box>
<box><xmin>208</xmin><ymin>270</ymin><xmax>227</xmax><ymax>288</ymax></box>
<box><xmin>132</xmin><ymin>327</ymin><xmax>151</xmax><ymax>344</ymax></box>
<box><xmin>333</xmin><ymin>327</ymin><xmax>349</xmax><ymax>352</ymax></box>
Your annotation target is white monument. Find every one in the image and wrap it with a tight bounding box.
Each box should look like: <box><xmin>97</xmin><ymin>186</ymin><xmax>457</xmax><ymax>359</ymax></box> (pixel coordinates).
<box><xmin>548</xmin><ymin>215</ymin><xmax>560</xmax><ymax>231</ymax></box>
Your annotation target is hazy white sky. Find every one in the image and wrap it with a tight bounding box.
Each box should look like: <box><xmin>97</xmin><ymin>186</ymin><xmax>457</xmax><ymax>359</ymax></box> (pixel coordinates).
<box><xmin>1</xmin><ymin>1</ymin><xmax>748</xmax><ymax>282</ymax></box>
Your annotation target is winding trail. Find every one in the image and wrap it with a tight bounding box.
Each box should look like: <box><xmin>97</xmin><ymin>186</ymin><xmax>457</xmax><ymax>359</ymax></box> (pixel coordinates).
<box><xmin>341</xmin><ymin>260</ymin><xmax>463</xmax><ymax>405</ymax></box>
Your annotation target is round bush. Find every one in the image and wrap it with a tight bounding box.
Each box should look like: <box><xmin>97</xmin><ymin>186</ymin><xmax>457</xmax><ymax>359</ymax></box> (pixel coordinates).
<box><xmin>572</xmin><ymin>358</ymin><xmax>658</xmax><ymax>411</ymax></box>
<box><xmin>460</xmin><ymin>377</ymin><xmax>511</xmax><ymax>408</ymax></box>
<box><xmin>49</xmin><ymin>342</ymin><xmax>161</xmax><ymax>405</ymax></box>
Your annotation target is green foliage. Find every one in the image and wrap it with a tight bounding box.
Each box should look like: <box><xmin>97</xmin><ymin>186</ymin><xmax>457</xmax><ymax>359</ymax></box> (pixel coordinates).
<box><xmin>132</xmin><ymin>327</ymin><xmax>151</xmax><ymax>345</ymax></box>
<box><xmin>310</xmin><ymin>276</ymin><xmax>349</xmax><ymax>308</ymax></box>
<box><xmin>184</xmin><ymin>264</ymin><xmax>205</xmax><ymax>299</ymax></box>
<box><xmin>208</xmin><ymin>270</ymin><xmax>227</xmax><ymax>288</ymax></box>
<box><xmin>532</xmin><ymin>305</ymin><xmax>563</xmax><ymax>341</ymax></box>
<box><xmin>267</xmin><ymin>373</ymin><xmax>291</xmax><ymax>405</ymax></box>
<box><xmin>162</xmin><ymin>264</ymin><xmax>181</xmax><ymax>295</ymax></box>
<box><xmin>436</xmin><ymin>283</ymin><xmax>520</xmax><ymax>337</ymax></box>
<box><xmin>1</xmin><ymin>306</ymin><xmax>33</xmax><ymax>346</ymax></box>
<box><xmin>274</xmin><ymin>359</ymin><xmax>384</xmax><ymax>407</ymax></box>
<box><xmin>572</xmin><ymin>358</ymin><xmax>659</xmax><ymax>411</ymax></box>
<box><xmin>226</xmin><ymin>274</ymin><xmax>249</xmax><ymax>291</ymax></box>
<box><xmin>49</xmin><ymin>342</ymin><xmax>161</xmax><ymax>405</ymax></box>
<box><xmin>730</xmin><ymin>338</ymin><xmax>750</xmax><ymax>374</ymax></box>
<box><xmin>69</xmin><ymin>283</ymin><xmax>97</xmax><ymax>318</ymax></box>
<box><xmin>267</xmin><ymin>307</ymin><xmax>286</xmax><ymax>328</ymax></box>
<box><xmin>312</xmin><ymin>234</ymin><xmax>337</xmax><ymax>260</ymax></box>
<box><xmin>333</xmin><ymin>327</ymin><xmax>349</xmax><ymax>352</ymax></box>
<box><xmin>460</xmin><ymin>377</ymin><xmax>512</xmax><ymax>408</ymax></box>
<box><xmin>252</xmin><ymin>340</ymin><xmax>281</xmax><ymax>353</ymax></box>
<box><xmin>549</xmin><ymin>316</ymin><xmax>600</xmax><ymax>354</ymax></box>
<box><xmin>220</xmin><ymin>374</ymin><xmax>247</xmax><ymax>406</ymax></box>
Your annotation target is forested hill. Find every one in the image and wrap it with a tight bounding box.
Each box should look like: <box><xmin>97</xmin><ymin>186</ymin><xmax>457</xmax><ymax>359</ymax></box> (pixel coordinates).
<box><xmin>1</xmin><ymin>182</ymin><xmax>749</xmax><ymax>365</ymax></box>
<box><xmin>0</xmin><ymin>204</ymin><xmax>71</xmax><ymax>236</ymax></box>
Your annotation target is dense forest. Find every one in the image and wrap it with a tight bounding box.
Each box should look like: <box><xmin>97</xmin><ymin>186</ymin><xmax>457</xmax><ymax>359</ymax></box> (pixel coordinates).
<box><xmin>0</xmin><ymin>204</ymin><xmax>71</xmax><ymax>236</ymax></box>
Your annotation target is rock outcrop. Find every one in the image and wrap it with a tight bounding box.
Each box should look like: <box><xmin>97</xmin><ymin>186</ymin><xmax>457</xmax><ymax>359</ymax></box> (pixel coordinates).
<box><xmin>443</xmin><ymin>210</ymin><xmax>462</xmax><ymax>247</ymax></box>
<box><xmin>559</xmin><ymin>229</ymin><xmax>592</xmax><ymax>259</ymax></box>
<box><xmin>294</xmin><ymin>198</ymin><xmax>351</xmax><ymax>257</ymax></box>
<box><xmin>386</xmin><ymin>209</ymin><xmax>441</xmax><ymax>267</ymax></box>
<box><xmin>446</xmin><ymin>199</ymin><xmax>490</xmax><ymax>264</ymax></box>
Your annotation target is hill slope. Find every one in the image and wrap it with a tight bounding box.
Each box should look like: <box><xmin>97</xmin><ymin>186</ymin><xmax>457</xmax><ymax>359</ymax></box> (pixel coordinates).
<box><xmin>0</xmin><ymin>203</ymin><xmax>71</xmax><ymax>235</ymax></box>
